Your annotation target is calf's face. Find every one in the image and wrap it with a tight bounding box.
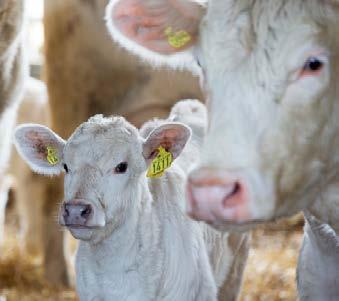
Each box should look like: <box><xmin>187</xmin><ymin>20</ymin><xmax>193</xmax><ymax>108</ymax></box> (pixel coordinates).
<box><xmin>106</xmin><ymin>0</ymin><xmax>339</xmax><ymax>230</ymax></box>
<box><xmin>14</xmin><ymin>116</ymin><xmax>190</xmax><ymax>241</ymax></box>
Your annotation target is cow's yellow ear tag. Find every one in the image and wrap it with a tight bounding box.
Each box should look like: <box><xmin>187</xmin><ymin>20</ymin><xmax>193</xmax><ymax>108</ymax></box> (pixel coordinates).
<box><xmin>147</xmin><ymin>146</ymin><xmax>173</xmax><ymax>178</ymax></box>
<box><xmin>46</xmin><ymin>146</ymin><xmax>59</xmax><ymax>165</ymax></box>
<box><xmin>164</xmin><ymin>27</ymin><xmax>191</xmax><ymax>49</ymax></box>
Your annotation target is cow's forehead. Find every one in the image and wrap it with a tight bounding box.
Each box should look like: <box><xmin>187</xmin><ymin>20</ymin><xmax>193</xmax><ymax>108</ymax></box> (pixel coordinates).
<box><xmin>204</xmin><ymin>0</ymin><xmax>328</xmax><ymax>55</ymax></box>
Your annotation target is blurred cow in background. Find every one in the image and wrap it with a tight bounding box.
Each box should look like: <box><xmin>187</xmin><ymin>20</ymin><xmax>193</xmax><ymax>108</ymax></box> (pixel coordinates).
<box><xmin>7</xmin><ymin>77</ymin><xmax>50</xmax><ymax>261</ymax></box>
<box><xmin>0</xmin><ymin>0</ymin><xmax>26</xmax><ymax>247</ymax></box>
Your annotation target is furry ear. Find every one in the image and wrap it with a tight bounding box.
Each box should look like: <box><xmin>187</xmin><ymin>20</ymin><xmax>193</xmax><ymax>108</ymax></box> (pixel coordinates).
<box><xmin>14</xmin><ymin>124</ymin><xmax>66</xmax><ymax>175</ymax></box>
<box><xmin>142</xmin><ymin>122</ymin><xmax>191</xmax><ymax>163</ymax></box>
<box><xmin>105</xmin><ymin>0</ymin><xmax>206</xmax><ymax>69</ymax></box>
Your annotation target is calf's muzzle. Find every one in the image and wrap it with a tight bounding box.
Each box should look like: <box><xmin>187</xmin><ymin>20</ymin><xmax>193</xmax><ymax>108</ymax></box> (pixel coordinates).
<box><xmin>61</xmin><ymin>199</ymin><xmax>93</xmax><ymax>227</ymax></box>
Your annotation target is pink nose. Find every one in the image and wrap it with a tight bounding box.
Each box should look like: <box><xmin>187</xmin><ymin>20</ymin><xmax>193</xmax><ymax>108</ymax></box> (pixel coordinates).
<box><xmin>186</xmin><ymin>168</ymin><xmax>250</xmax><ymax>223</ymax></box>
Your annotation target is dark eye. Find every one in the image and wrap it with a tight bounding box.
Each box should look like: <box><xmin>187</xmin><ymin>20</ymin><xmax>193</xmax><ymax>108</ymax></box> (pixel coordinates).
<box><xmin>114</xmin><ymin>162</ymin><xmax>128</xmax><ymax>174</ymax></box>
<box><xmin>302</xmin><ymin>57</ymin><xmax>324</xmax><ymax>74</ymax></box>
<box><xmin>63</xmin><ymin>164</ymin><xmax>69</xmax><ymax>173</ymax></box>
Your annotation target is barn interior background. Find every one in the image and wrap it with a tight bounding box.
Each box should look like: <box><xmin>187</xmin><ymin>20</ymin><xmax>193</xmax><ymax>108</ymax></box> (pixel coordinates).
<box><xmin>0</xmin><ymin>1</ymin><xmax>304</xmax><ymax>300</ymax></box>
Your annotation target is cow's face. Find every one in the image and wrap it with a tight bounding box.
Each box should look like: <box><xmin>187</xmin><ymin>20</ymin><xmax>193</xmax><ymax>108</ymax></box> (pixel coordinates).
<box><xmin>106</xmin><ymin>0</ymin><xmax>339</xmax><ymax>230</ymax></box>
<box><xmin>188</xmin><ymin>0</ymin><xmax>339</xmax><ymax>230</ymax></box>
<box><xmin>14</xmin><ymin>116</ymin><xmax>191</xmax><ymax>242</ymax></box>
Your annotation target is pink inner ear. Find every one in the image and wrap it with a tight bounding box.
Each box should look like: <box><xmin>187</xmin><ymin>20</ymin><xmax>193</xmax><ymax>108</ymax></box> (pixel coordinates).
<box><xmin>144</xmin><ymin>125</ymin><xmax>190</xmax><ymax>161</ymax></box>
<box><xmin>25</xmin><ymin>131</ymin><xmax>57</xmax><ymax>162</ymax></box>
<box><xmin>112</xmin><ymin>0</ymin><xmax>201</xmax><ymax>54</ymax></box>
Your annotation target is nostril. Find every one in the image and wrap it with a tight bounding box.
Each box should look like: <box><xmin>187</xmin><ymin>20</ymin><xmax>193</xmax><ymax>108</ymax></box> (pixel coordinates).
<box><xmin>222</xmin><ymin>181</ymin><xmax>243</xmax><ymax>207</ymax></box>
<box><xmin>81</xmin><ymin>205</ymin><xmax>92</xmax><ymax>218</ymax></box>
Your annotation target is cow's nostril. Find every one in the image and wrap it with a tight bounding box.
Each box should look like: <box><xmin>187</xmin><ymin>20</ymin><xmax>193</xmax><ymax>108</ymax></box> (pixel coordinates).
<box><xmin>222</xmin><ymin>182</ymin><xmax>242</xmax><ymax>207</ymax></box>
<box><xmin>81</xmin><ymin>205</ymin><xmax>92</xmax><ymax>218</ymax></box>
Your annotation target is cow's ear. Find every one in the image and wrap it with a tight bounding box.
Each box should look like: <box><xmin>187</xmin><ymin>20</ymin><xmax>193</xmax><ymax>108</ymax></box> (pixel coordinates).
<box><xmin>105</xmin><ymin>0</ymin><xmax>206</xmax><ymax>68</ymax></box>
<box><xmin>14</xmin><ymin>124</ymin><xmax>66</xmax><ymax>176</ymax></box>
<box><xmin>142</xmin><ymin>122</ymin><xmax>191</xmax><ymax>164</ymax></box>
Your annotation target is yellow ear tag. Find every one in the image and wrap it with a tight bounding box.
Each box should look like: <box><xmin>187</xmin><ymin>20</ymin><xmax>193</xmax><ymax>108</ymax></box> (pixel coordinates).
<box><xmin>46</xmin><ymin>146</ymin><xmax>59</xmax><ymax>165</ymax></box>
<box><xmin>164</xmin><ymin>27</ymin><xmax>191</xmax><ymax>49</ymax></box>
<box><xmin>147</xmin><ymin>146</ymin><xmax>173</xmax><ymax>178</ymax></box>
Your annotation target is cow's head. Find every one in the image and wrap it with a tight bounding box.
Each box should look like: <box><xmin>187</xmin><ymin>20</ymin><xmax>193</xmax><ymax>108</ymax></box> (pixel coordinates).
<box><xmin>106</xmin><ymin>0</ymin><xmax>339</xmax><ymax>230</ymax></box>
<box><xmin>14</xmin><ymin>116</ymin><xmax>191</xmax><ymax>242</ymax></box>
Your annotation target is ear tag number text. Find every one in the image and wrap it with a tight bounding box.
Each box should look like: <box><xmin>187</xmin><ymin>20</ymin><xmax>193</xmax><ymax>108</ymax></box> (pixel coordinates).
<box><xmin>164</xmin><ymin>27</ymin><xmax>191</xmax><ymax>49</ymax></box>
<box><xmin>147</xmin><ymin>146</ymin><xmax>173</xmax><ymax>178</ymax></box>
<box><xmin>46</xmin><ymin>146</ymin><xmax>59</xmax><ymax>165</ymax></box>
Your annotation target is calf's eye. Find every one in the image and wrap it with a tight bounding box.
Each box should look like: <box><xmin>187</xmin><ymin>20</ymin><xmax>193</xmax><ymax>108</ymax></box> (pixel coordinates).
<box><xmin>114</xmin><ymin>162</ymin><xmax>128</xmax><ymax>174</ymax></box>
<box><xmin>63</xmin><ymin>164</ymin><xmax>69</xmax><ymax>173</ymax></box>
<box><xmin>301</xmin><ymin>57</ymin><xmax>324</xmax><ymax>77</ymax></box>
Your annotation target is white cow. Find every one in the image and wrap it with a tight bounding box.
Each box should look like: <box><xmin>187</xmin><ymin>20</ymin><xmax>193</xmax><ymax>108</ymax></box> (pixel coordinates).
<box><xmin>105</xmin><ymin>0</ymin><xmax>339</xmax><ymax>299</ymax></box>
<box><xmin>13</xmin><ymin>104</ymin><xmax>219</xmax><ymax>300</ymax></box>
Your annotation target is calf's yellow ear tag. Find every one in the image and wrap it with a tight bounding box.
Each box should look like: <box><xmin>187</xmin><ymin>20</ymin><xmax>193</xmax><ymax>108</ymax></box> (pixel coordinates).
<box><xmin>164</xmin><ymin>27</ymin><xmax>191</xmax><ymax>49</ymax></box>
<box><xmin>147</xmin><ymin>146</ymin><xmax>173</xmax><ymax>178</ymax></box>
<box><xmin>46</xmin><ymin>146</ymin><xmax>59</xmax><ymax>165</ymax></box>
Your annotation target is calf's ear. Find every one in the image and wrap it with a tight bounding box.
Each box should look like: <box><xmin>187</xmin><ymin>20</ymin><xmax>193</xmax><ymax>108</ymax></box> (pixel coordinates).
<box><xmin>142</xmin><ymin>122</ymin><xmax>191</xmax><ymax>163</ymax></box>
<box><xmin>14</xmin><ymin>124</ymin><xmax>66</xmax><ymax>176</ymax></box>
<box><xmin>105</xmin><ymin>0</ymin><xmax>206</xmax><ymax>68</ymax></box>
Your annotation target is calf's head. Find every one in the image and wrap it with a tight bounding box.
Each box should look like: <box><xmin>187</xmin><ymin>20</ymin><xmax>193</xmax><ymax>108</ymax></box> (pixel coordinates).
<box><xmin>106</xmin><ymin>0</ymin><xmax>339</xmax><ymax>230</ymax></box>
<box><xmin>14</xmin><ymin>116</ymin><xmax>191</xmax><ymax>241</ymax></box>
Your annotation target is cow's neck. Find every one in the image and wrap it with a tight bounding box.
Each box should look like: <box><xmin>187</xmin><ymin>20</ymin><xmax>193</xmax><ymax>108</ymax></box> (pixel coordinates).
<box><xmin>308</xmin><ymin>177</ymin><xmax>339</xmax><ymax>233</ymax></box>
<box><xmin>309</xmin><ymin>91</ymin><xmax>339</xmax><ymax>232</ymax></box>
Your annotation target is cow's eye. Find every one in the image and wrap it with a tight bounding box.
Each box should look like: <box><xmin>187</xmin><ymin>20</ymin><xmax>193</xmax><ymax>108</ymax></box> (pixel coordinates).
<box><xmin>114</xmin><ymin>162</ymin><xmax>128</xmax><ymax>174</ymax></box>
<box><xmin>301</xmin><ymin>57</ymin><xmax>324</xmax><ymax>76</ymax></box>
<box><xmin>63</xmin><ymin>164</ymin><xmax>69</xmax><ymax>173</ymax></box>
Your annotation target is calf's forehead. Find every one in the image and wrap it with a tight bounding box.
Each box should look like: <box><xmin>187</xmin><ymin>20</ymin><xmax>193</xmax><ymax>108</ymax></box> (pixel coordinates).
<box><xmin>63</xmin><ymin>116</ymin><xmax>141</xmax><ymax>166</ymax></box>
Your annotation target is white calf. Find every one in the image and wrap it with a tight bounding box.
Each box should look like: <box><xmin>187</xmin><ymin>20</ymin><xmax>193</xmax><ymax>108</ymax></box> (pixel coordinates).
<box><xmin>14</xmin><ymin>110</ymin><xmax>217</xmax><ymax>300</ymax></box>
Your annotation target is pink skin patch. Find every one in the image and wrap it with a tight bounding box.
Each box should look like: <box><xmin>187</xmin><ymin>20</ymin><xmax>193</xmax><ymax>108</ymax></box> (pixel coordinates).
<box><xmin>112</xmin><ymin>0</ymin><xmax>197</xmax><ymax>54</ymax></box>
<box><xmin>186</xmin><ymin>169</ymin><xmax>251</xmax><ymax>224</ymax></box>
